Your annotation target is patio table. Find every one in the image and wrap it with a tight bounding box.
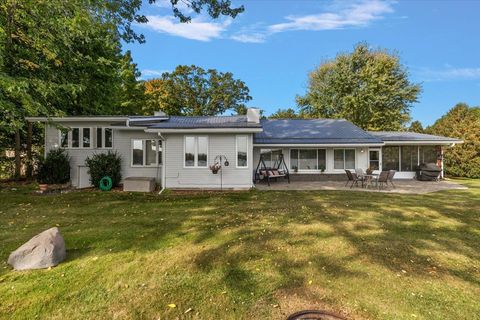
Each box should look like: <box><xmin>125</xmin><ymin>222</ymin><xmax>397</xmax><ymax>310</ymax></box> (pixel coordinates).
<box><xmin>363</xmin><ymin>174</ymin><xmax>379</xmax><ymax>188</ymax></box>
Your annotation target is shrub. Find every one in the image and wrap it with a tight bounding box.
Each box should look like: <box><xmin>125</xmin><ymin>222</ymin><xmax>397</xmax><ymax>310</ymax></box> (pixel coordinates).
<box><xmin>36</xmin><ymin>149</ymin><xmax>70</xmax><ymax>184</ymax></box>
<box><xmin>85</xmin><ymin>151</ymin><xmax>122</xmax><ymax>188</ymax></box>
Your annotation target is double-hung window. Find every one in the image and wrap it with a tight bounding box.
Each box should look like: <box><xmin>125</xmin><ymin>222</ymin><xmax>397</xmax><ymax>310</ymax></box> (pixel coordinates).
<box><xmin>58</xmin><ymin>127</ymin><xmax>92</xmax><ymax>149</ymax></box>
<box><xmin>236</xmin><ymin>135</ymin><xmax>248</xmax><ymax>168</ymax></box>
<box><xmin>96</xmin><ymin>128</ymin><xmax>113</xmax><ymax>148</ymax></box>
<box><xmin>131</xmin><ymin>139</ymin><xmax>162</xmax><ymax>167</ymax></box>
<box><xmin>333</xmin><ymin>149</ymin><xmax>356</xmax><ymax>170</ymax></box>
<box><xmin>184</xmin><ymin>136</ymin><xmax>208</xmax><ymax>168</ymax></box>
<box><xmin>290</xmin><ymin>149</ymin><xmax>326</xmax><ymax>171</ymax></box>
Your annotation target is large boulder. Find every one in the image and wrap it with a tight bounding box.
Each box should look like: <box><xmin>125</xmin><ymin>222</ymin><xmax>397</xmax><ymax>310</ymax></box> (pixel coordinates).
<box><xmin>8</xmin><ymin>227</ymin><xmax>66</xmax><ymax>270</ymax></box>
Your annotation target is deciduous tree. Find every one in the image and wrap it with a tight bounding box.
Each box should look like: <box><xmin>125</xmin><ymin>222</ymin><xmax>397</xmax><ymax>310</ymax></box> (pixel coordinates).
<box><xmin>269</xmin><ymin>108</ymin><xmax>301</xmax><ymax>119</ymax></box>
<box><xmin>297</xmin><ymin>43</ymin><xmax>421</xmax><ymax>131</ymax></box>
<box><xmin>143</xmin><ymin>65</ymin><xmax>252</xmax><ymax>116</ymax></box>
<box><xmin>427</xmin><ymin>103</ymin><xmax>480</xmax><ymax>178</ymax></box>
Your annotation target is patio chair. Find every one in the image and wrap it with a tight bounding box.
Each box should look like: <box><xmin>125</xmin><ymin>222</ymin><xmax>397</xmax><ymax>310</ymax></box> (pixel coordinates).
<box><xmin>345</xmin><ymin>170</ymin><xmax>363</xmax><ymax>188</ymax></box>
<box><xmin>376</xmin><ymin>171</ymin><xmax>390</xmax><ymax>190</ymax></box>
<box><xmin>387</xmin><ymin>170</ymin><xmax>396</xmax><ymax>188</ymax></box>
<box><xmin>355</xmin><ymin>168</ymin><xmax>365</xmax><ymax>179</ymax></box>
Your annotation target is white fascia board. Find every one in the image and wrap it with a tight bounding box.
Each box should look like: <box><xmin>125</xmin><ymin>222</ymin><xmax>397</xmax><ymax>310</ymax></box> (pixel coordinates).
<box><xmin>145</xmin><ymin>128</ymin><xmax>263</xmax><ymax>133</ymax></box>
<box><xmin>382</xmin><ymin>140</ymin><xmax>463</xmax><ymax>145</ymax></box>
<box><xmin>25</xmin><ymin>116</ymin><xmax>129</xmax><ymax>122</ymax></box>
<box><xmin>253</xmin><ymin>143</ymin><xmax>385</xmax><ymax>148</ymax></box>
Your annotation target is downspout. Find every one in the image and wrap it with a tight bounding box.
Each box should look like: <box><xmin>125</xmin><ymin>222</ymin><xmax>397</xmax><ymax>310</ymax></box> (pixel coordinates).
<box><xmin>158</xmin><ymin>132</ymin><xmax>166</xmax><ymax>194</ymax></box>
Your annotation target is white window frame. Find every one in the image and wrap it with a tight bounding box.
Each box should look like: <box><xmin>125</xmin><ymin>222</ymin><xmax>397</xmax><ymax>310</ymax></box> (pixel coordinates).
<box><xmin>235</xmin><ymin>135</ymin><xmax>249</xmax><ymax>168</ymax></box>
<box><xmin>130</xmin><ymin>139</ymin><xmax>162</xmax><ymax>167</ymax></box>
<box><xmin>58</xmin><ymin>127</ymin><xmax>93</xmax><ymax>149</ymax></box>
<box><xmin>289</xmin><ymin>148</ymin><xmax>326</xmax><ymax>172</ymax></box>
<box><xmin>96</xmin><ymin>127</ymin><xmax>114</xmax><ymax>149</ymax></box>
<box><xmin>333</xmin><ymin>148</ymin><xmax>356</xmax><ymax>170</ymax></box>
<box><xmin>183</xmin><ymin>135</ymin><xmax>209</xmax><ymax>168</ymax></box>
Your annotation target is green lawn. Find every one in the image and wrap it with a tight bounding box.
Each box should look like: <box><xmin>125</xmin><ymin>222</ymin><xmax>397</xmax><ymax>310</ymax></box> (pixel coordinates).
<box><xmin>1</xmin><ymin>180</ymin><xmax>479</xmax><ymax>320</ymax></box>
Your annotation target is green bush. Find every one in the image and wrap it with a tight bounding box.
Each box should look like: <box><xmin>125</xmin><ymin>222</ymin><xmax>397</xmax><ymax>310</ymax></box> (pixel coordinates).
<box><xmin>36</xmin><ymin>149</ymin><xmax>70</xmax><ymax>184</ymax></box>
<box><xmin>85</xmin><ymin>151</ymin><xmax>122</xmax><ymax>188</ymax></box>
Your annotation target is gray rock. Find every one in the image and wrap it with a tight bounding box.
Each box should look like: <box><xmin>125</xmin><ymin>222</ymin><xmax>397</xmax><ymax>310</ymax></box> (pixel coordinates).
<box><xmin>8</xmin><ymin>227</ymin><xmax>66</xmax><ymax>270</ymax></box>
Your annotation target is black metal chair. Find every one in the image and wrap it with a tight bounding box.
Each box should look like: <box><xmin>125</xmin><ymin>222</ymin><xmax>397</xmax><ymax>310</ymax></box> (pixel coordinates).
<box><xmin>387</xmin><ymin>170</ymin><xmax>396</xmax><ymax>188</ymax></box>
<box><xmin>345</xmin><ymin>170</ymin><xmax>363</xmax><ymax>188</ymax></box>
<box><xmin>376</xmin><ymin>171</ymin><xmax>390</xmax><ymax>189</ymax></box>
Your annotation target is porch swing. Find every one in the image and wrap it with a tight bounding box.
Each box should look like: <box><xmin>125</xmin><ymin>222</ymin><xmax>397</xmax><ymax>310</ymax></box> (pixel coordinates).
<box><xmin>254</xmin><ymin>153</ymin><xmax>290</xmax><ymax>186</ymax></box>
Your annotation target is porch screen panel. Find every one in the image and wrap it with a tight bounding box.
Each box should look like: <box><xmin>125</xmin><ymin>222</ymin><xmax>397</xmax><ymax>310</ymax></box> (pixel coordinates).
<box><xmin>290</xmin><ymin>149</ymin><xmax>298</xmax><ymax>170</ymax></box>
<box><xmin>261</xmin><ymin>149</ymin><xmax>281</xmax><ymax>168</ymax></box>
<box><xmin>299</xmin><ymin>149</ymin><xmax>317</xmax><ymax>170</ymax></box>
<box><xmin>236</xmin><ymin>136</ymin><xmax>248</xmax><ymax>167</ymax></box>
<box><xmin>401</xmin><ymin>146</ymin><xmax>418</xmax><ymax>171</ymax></box>
<box><xmin>345</xmin><ymin>149</ymin><xmax>356</xmax><ymax>169</ymax></box>
<box><xmin>96</xmin><ymin>128</ymin><xmax>103</xmax><ymax>148</ymax></box>
<box><xmin>382</xmin><ymin>146</ymin><xmax>399</xmax><ymax>171</ymax></box>
<box><xmin>420</xmin><ymin>146</ymin><xmax>438</xmax><ymax>164</ymax></box>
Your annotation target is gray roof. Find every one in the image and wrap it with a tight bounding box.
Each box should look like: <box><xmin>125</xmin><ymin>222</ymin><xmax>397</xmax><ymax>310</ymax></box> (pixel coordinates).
<box><xmin>254</xmin><ymin>119</ymin><xmax>383</xmax><ymax>145</ymax></box>
<box><xmin>368</xmin><ymin>131</ymin><xmax>462</xmax><ymax>142</ymax></box>
<box><xmin>137</xmin><ymin>115</ymin><xmax>262</xmax><ymax>129</ymax></box>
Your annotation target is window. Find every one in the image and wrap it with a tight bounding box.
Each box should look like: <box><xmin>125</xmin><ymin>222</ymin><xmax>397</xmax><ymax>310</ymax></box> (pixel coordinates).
<box><xmin>236</xmin><ymin>135</ymin><xmax>248</xmax><ymax>168</ymax></box>
<box><xmin>131</xmin><ymin>139</ymin><xmax>162</xmax><ymax>167</ymax></box>
<box><xmin>184</xmin><ymin>136</ymin><xmax>208</xmax><ymax>168</ymax></box>
<box><xmin>96</xmin><ymin>128</ymin><xmax>113</xmax><ymax>148</ymax></box>
<box><xmin>382</xmin><ymin>146</ymin><xmax>400</xmax><ymax>171</ymax></box>
<box><xmin>419</xmin><ymin>146</ymin><xmax>438</xmax><ymax>164</ymax></box>
<box><xmin>290</xmin><ymin>149</ymin><xmax>326</xmax><ymax>171</ymax></box>
<box><xmin>58</xmin><ymin>127</ymin><xmax>92</xmax><ymax>149</ymax></box>
<box><xmin>60</xmin><ymin>129</ymin><xmax>68</xmax><ymax>148</ymax></box>
<box><xmin>401</xmin><ymin>146</ymin><xmax>418</xmax><ymax>171</ymax></box>
<box><xmin>334</xmin><ymin>149</ymin><xmax>356</xmax><ymax>170</ymax></box>
<box><xmin>260</xmin><ymin>149</ymin><xmax>282</xmax><ymax>168</ymax></box>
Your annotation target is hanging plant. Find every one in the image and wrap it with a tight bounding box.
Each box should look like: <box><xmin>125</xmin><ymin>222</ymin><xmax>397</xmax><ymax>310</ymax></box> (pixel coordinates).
<box><xmin>209</xmin><ymin>163</ymin><xmax>222</xmax><ymax>174</ymax></box>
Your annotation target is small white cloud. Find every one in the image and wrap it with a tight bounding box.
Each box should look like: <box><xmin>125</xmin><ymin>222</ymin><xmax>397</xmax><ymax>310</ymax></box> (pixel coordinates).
<box><xmin>143</xmin><ymin>15</ymin><xmax>231</xmax><ymax>41</ymax></box>
<box><xmin>416</xmin><ymin>66</ymin><xmax>480</xmax><ymax>81</ymax></box>
<box><xmin>231</xmin><ymin>0</ymin><xmax>395</xmax><ymax>43</ymax></box>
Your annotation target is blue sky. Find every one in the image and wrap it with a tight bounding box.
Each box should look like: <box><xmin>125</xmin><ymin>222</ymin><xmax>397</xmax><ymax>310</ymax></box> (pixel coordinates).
<box><xmin>124</xmin><ymin>0</ymin><xmax>480</xmax><ymax>126</ymax></box>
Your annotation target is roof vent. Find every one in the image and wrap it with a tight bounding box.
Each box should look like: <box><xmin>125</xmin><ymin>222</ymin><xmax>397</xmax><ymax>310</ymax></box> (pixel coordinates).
<box><xmin>247</xmin><ymin>108</ymin><xmax>260</xmax><ymax>123</ymax></box>
<box><xmin>154</xmin><ymin>111</ymin><xmax>167</xmax><ymax>117</ymax></box>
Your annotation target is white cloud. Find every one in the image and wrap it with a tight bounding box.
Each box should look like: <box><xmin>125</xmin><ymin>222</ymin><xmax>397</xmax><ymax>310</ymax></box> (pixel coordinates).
<box><xmin>231</xmin><ymin>0</ymin><xmax>395</xmax><ymax>43</ymax></box>
<box><xmin>144</xmin><ymin>15</ymin><xmax>231</xmax><ymax>41</ymax></box>
<box><xmin>416</xmin><ymin>66</ymin><xmax>480</xmax><ymax>81</ymax></box>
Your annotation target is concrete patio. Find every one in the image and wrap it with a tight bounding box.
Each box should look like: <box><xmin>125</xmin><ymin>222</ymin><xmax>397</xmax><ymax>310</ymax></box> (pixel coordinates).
<box><xmin>255</xmin><ymin>179</ymin><xmax>468</xmax><ymax>194</ymax></box>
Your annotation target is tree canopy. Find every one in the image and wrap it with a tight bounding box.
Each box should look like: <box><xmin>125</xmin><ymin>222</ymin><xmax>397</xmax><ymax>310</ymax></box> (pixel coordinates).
<box><xmin>408</xmin><ymin>120</ymin><xmax>424</xmax><ymax>133</ymax></box>
<box><xmin>143</xmin><ymin>65</ymin><xmax>252</xmax><ymax>116</ymax></box>
<box><xmin>427</xmin><ymin>103</ymin><xmax>480</xmax><ymax>178</ymax></box>
<box><xmin>268</xmin><ymin>108</ymin><xmax>302</xmax><ymax>119</ymax></box>
<box><xmin>297</xmin><ymin>43</ymin><xmax>422</xmax><ymax>131</ymax></box>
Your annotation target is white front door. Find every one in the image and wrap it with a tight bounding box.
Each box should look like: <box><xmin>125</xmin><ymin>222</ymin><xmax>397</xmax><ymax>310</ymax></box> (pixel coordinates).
<box><xmin>368</xmin><ymin>148</ymin><xmax>382</xmax><ymax>171</ymax></box>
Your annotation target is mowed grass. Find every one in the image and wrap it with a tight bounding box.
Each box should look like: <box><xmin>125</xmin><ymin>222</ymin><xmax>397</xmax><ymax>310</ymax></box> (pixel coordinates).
<box><xmin>0</xmin><ymin>180</ymin><xmax>479</xmax><ymax>320</ymax></box>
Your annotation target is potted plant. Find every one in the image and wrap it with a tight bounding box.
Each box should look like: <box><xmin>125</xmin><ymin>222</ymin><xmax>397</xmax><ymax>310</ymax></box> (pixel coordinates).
<box><xmin>292</xmin><ymin>165</ymin><xmax>298</xmax><ymax>173</ymax></box>
<box><xmin>319</xmin><ymin>164</ymin><xmax>326</xmax><ymax>173</ymax></box>
<box><xmin>209</xmin><ymin>163</ymin><xmax>222</xmax><ymax>174</ymax></box>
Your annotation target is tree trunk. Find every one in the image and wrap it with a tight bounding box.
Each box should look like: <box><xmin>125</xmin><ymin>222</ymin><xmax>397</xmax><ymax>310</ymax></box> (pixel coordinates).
<box><xmin>26</xmin><ymin>122</ymin><xmax>33</xmax><ymax>178</ymax></box>
<box><xmin>14</xmin><ymin>129</ymin><xmax>21</xmax><ymax>179</ymax></box>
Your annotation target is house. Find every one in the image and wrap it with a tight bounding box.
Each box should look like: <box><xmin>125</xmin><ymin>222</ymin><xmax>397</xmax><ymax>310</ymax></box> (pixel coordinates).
<box><xmin>26</xmin><ymin>108</ymin><xmax>462</xmax><ymax>189</ymax></box>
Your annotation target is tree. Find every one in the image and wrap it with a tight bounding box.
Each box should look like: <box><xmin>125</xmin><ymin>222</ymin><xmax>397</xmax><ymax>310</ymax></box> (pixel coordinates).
<box><xmin>269</xmin><ymin>108</ymin><xmax>301</xmax><ymax>119</ymax></box>
<box><xmin>143</xmin><ymin>65</ymin><xmax>252</xmax><ymax>116</ymax></box>
<box><xmin>408</xmin><ymin>120</ymin><xmax>424</xmax><ymax>133</ymax></box>
<box><xmin>297</xmin><ymin>43</ymin><xmax>422</xmax><ymax>131</ymax></box>
<box><xmin>427</xmin><ymin>103</ymin><xmax>480</xmax><ymax>178</ymax></box>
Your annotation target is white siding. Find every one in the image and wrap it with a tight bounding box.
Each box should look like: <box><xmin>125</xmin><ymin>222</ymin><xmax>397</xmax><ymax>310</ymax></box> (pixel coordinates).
<box><xmin>163</xmin><ymin>133</ymin><xmax>254</xmax><ymax>189</ymax></box>
<box><xmin>45</xmin><ymin>122</ymin><xmax>162</xmax><ymax>187</ymax></box>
